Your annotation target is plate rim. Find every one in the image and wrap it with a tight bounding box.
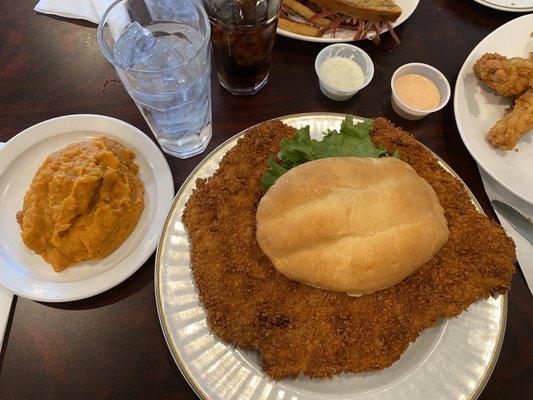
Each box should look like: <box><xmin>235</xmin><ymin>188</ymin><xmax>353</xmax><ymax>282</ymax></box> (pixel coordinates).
<box><xmin>0</xmin><ymin>114</ymin><xmax>175</xmax><ymax>302</ymax></box>
<box><xmin>276</xmin><ymin>0</ymin><xmax>420</xmax><ymax>43</ymax></box>
<box><xmin>453</xmin><ymin>14</ymin><xmax>533</xmax><ymax>206</ymax></box>
<box><xmin>471</xmin><ymin>0</ymin><xmax>533</xmax><ymax>12</ymax></box>
<box><xmin>155</xmin><ymin>112</ymin><xmax>507</xmax><ymax>400</ymax></box>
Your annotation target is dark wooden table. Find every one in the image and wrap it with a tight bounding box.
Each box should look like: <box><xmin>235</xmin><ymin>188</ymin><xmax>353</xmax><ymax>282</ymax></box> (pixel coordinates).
<box><xmin>0</xmin><ymin>0</ymin><xmax>531</xmax><ymax>399</ymax></box>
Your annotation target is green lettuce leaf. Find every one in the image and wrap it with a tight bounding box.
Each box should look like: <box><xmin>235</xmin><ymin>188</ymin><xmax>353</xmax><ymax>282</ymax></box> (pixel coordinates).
<box><xmin>261</xmin><ymin>117</ymin><xmax>398</xmax><ymax>190</ymax></box>
<box><xmin>260</xmin><ymin>157</ymin><xmax>288</xmax><ymax>190</ymax></box>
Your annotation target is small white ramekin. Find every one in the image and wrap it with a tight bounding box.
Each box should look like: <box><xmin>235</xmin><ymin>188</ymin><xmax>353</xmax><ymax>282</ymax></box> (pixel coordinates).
<box><xmin>390</xmin><ymin>63</ymin><xmax>451</xmax><ymax>120</ymax></box>
<box><xmin>315</xmin><ymin>44</ymin><xmax>374</xmax><ymax>101</ymax></box>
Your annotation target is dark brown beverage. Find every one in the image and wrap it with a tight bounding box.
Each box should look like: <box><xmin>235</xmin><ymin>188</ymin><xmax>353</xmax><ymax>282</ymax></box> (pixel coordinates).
<box><xmin>209</xmin><ymin>18</ymin><xmax>278</xmax><ymax>94</ymax></box>
<box><xmin>205</xmin><ymin>0</ymin><xmax>281</xmax><ymax>95</ymax></box>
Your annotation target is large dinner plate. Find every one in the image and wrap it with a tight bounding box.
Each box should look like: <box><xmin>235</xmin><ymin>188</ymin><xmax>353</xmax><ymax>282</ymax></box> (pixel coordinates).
<box><xmin>0</xmin><ymin>115</ymin><xmax>174</xmax><ymax>302</ymax></box>
<box><xmin>276</xmin><ymin>0</ymin><xmax>419</xmax><ymax>43</ymax></box>
<box><xmin>472</xmin><ymin>0</ymin><xmax>533</xmax><ymax>12</ymax></box>
<box><xmin>454</xmin><ymin>14</ymin><xmax>533</xmax><ymax>205</ymax></box>
<box><xmin>156</xmin><ymin>113</ymin><xmax>506</xmax><ymax>400</ymax></box>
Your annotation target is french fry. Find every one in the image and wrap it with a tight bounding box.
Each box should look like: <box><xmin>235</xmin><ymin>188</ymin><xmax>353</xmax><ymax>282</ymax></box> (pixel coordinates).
<box><xmin>278</xmin><ymin>17</ymin><xmax>321</xmax><ymax>37</ymax></box>
<box><xmin>283</xmin><ymin>0</ymin><xmax>331</xmax><ymax>27</ymax></box>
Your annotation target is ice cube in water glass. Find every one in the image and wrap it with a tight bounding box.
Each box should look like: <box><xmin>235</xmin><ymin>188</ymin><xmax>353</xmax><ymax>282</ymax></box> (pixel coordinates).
<box><xmin>171</xmin><ymin>25</ymin><xmax>202</xmax><ymax>60</ymax></box>
<box><xmin>114</xmin><ymin>22</ymin><xmax>157</xmax><ymax>69</ymax></box>
<box><xmin>136</xmin><ymin>38</ymin><xmax>183</xmax><ymax>71</ymax></box>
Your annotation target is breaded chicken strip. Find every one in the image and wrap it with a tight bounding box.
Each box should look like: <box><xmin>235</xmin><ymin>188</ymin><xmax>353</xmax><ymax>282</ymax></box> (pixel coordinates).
<box><xmin>473</xmin><ymin>53</ymin><xmax>533</xmax><ymax>97</ymax></box>
<box><xmin>488</xmin><ymin>89</ymin><xmax>533</xmax><ymax>149</ymax></box>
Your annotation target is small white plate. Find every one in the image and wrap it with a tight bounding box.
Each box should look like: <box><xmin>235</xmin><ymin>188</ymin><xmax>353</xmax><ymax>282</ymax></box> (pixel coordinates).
<box><xmin>472</xmin><ymin>0</ymin><xmax>533</xmax><ymax>12</ymax></box>
<box><xmin>277</xmin><ymin>0</ymin><xmax>419</xmax><ymax>43</ymax></box>
<box><xmin>156</xmin><ymin>113</ymin><xmax>506</xmax><ymax>400</ymax></box>
<box><xmin>454</xmin><ymin>14</ymin><xmax>533</xmax><ymax>205</ymax></box>
<box><xmin>0</xmin><ymin>115</ymin><xmax>174</xmax><ymax>302</ymax></box>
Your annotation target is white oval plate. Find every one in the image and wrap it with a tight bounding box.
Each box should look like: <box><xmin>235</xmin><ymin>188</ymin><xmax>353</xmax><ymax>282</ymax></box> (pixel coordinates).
<box><xmin>454</xmin><ymin>14</ymin><xmax>533</xmax><ymax>205</ymax></box>
<box><xmin>0</xmin><ymin>115</ymin><xmax>174</xmax><ymax>302</ymax></box>
<box><xmin>276</xmin><ymin>0</ymin><xmax>419</xmax><ymax>43</ymax></box>
<box><xmin>472</xmin><ymin>0</ymin><xmax>533</xmax><ymax>12</ymax></box>
<box><xmin>156</xmin><ymin>113</ymin><xmax>506</xmax><ymax>400</ymax></box>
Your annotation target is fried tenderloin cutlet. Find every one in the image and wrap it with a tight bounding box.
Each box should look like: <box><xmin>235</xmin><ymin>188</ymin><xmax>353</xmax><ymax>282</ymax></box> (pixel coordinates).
<box><xmin>182</xmin><ymin>118</ymin><xmax>515</xmax><ymax>380</ymax></box>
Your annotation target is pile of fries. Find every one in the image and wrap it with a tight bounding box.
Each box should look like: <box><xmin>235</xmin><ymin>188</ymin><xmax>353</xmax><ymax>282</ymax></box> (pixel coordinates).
<box><xmin>279</xmin><ymin>0</ymin><xmax>399</xmax><ymax>43</ymax></box>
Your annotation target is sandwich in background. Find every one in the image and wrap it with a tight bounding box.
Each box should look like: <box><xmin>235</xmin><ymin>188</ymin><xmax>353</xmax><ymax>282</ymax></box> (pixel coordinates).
<box><xmin>279</xmin><ymin>0</ymin><xmax>402</xmax><ymax>42</ymax></box>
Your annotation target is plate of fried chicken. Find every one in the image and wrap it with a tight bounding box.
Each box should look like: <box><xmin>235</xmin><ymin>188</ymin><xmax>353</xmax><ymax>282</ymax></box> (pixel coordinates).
<box><xmin>454</xmin><ymin>14</ymin><xmax>533</xmax><ymax>205</ymax></box>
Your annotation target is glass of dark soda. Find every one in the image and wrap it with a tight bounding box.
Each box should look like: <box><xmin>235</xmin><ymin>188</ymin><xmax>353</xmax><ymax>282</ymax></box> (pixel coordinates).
<box><xmin>204</xmin><ymin>0</ymin><xmax>282</xmax><ymax>95</ymax></box>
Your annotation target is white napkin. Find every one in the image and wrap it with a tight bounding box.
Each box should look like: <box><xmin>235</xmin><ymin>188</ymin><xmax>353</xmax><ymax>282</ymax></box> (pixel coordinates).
<box><xmin>479</xmin><ymin>167</ymin><xmax>533</xmax><ymax>296</ymax></box>
<box><xmin>34</xmin><ymin>0</ymin><xmax>115</xmax><ymax>23</ymax></box>
<box><xmin>0</xmin><ymin>142</ymin><xmax>12</xmax><ymax>350</ymax></box>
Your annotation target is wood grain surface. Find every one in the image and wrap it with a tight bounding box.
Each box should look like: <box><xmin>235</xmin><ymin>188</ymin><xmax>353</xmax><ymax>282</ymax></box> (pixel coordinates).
<box><xmin>0</xmin><ymin>0</ymin><xmax>531</xmax><ymax>399</ymax></box>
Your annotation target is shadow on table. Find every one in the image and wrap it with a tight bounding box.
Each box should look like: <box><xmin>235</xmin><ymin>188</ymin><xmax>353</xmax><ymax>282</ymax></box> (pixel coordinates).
<box><xmin>42</xmin><ymin>254</ymin><xmax>155</xmax><ymax>311</ymax></box>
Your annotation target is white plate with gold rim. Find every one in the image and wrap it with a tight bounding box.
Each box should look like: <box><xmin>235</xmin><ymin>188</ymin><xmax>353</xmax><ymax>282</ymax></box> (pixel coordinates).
<box><xmin>276</xmin><ymin>0</ymin><xmax>420</xmax><ymax>43</ymax></box>
<box><xmin>155</xmin><ymin>113</ymin><xmax>506</xmax><ymax>400</ymax></box>
<box><xmin>0</xmin><ymin>115</ymin><xmax>174</xmax><ymax>302</ymax></box>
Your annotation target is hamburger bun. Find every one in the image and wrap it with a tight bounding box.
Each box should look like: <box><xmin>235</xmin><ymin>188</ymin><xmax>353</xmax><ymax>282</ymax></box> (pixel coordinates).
<box><xmin>256</xmin><ymin>157</ymin><xmax>449</xmax><ymax>296</ymax></box>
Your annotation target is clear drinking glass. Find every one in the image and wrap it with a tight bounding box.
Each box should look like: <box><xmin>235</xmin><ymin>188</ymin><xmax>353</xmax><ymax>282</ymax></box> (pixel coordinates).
<box><xmin>204</xmin><ymin>0</ymin><xmax>281</xmax><ymax>95</ymax></box>
<box><xmin>98</xmin><ymin>0</ymin><xmax>212</xmax><ymax>158</ymax></box>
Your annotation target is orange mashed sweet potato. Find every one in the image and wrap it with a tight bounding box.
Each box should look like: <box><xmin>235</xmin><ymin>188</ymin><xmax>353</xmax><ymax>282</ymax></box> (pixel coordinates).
<box><xmin>16</xmin><ymin>137</ymin><xmax>145</xmax><ymax>271</ymax></box>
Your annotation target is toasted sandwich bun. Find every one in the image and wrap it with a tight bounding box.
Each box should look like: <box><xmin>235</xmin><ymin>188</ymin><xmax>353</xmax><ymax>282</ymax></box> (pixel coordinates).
<box><xmin>256</xmin><ymin>157</ymin><xmax>449</xmax><ymax>296</ymax></box>
<box><xmin>310</xmin><ymin>0</ymin><xmax>402</xmax><ymax>22</ymax></box>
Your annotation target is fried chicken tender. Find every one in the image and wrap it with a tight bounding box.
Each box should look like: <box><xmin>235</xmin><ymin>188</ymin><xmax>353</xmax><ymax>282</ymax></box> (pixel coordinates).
<box><xmin>183</xmin><ymin>118</ymin><xmax>515</xmax><ymax>380</ymax></box>
<box><xmin>488</xmin><ymin>89</ymin><xmax>533</xmax><ymax>150</ymax></box>
<box><xmin>473</xmin><ymin>53</ymin><xmax>533</xmax><ymax>149</ymax></box>
<box><xmin>473</xmin><ymin>53</ymin><xmax>533</xmax><ymax>97</ymax></box>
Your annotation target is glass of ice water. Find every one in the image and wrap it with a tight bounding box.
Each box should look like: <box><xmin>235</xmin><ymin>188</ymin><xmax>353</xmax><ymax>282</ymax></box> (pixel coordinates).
<box><xmin>97</xmin><ymin>0</ymin><xmax>212</xmax><ymax>158</ymax></box>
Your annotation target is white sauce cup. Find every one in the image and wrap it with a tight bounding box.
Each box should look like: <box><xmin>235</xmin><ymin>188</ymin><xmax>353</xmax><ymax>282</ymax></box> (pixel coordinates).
<box><xmin>315</xmin><ymin>44</ymin><xmax>374</xmax><ymax>101</ymax></box>
<box><xmin>390</xmin><ymin>63</ymin><xmax>451</xmax><ymax>120</ymax></box>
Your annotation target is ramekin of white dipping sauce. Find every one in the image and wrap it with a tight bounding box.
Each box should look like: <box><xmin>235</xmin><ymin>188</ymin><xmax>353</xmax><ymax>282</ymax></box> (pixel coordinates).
<box><xmin>315</xmin><ymin>44</ymin><xmax>374</xmax><ymax>101</ymax></box>
<box><xmin>391</xmin><ymin>63</ymin><xmax>451</xmax><ymax>120</ymax></box>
